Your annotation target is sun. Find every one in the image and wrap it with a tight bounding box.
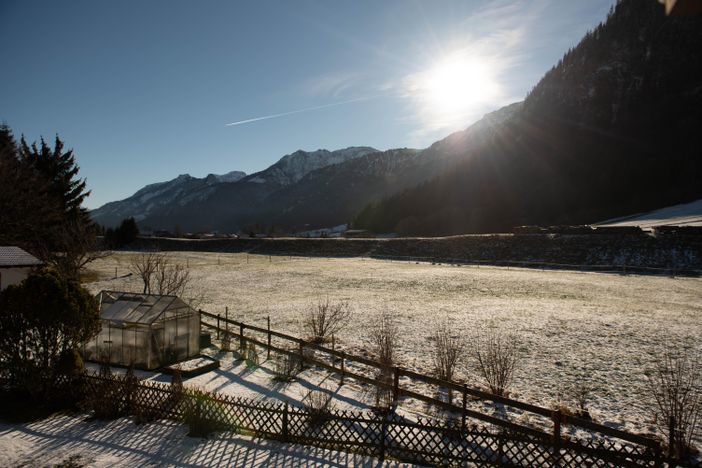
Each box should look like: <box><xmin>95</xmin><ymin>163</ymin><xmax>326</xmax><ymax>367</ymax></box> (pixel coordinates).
<box><xmin>420</xmin><ymin>54</ymin><xmax>499</xmax><ymax>120</ymax></box>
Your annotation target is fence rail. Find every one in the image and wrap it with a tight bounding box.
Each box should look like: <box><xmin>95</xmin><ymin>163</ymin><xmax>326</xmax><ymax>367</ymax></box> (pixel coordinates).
<box><xmin>75</xmin><ymin>373</ymin><xmax>669</xmax><ymax>467</ymax></box>
<box><xmin>198</xmin><ymin>310</ymin><xmax>663</xmax><ymax>452</ymax></box>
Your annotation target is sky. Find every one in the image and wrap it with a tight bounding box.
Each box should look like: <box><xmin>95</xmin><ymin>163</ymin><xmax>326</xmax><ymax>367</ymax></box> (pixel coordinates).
<box><xmin>1</xmin><ymin>0</ymin><xmax>616</xmax><ymax>209</ymax></box>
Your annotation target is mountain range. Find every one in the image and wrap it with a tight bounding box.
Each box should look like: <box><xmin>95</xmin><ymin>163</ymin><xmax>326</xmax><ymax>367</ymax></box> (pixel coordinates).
<box><xmin>91</xmin><ymin>0</ymin><xmax>702</xmax><ymax>236</ymax></box>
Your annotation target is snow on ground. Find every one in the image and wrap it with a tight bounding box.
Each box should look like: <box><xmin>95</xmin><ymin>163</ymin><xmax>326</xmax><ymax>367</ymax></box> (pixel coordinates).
<box><xmin>597</xmin><ymin>198</ymin><xmax>702</xmax><ymax>228</ymax></box>
<box><xmin>86</xmin><ymin>252</ymin><xmax>702</xmax><ymax>444</ymax></box>
<box><xmin>0</xmin><ymin>413</ymin><xmax>412</xmax><ymax>467</ymax></box>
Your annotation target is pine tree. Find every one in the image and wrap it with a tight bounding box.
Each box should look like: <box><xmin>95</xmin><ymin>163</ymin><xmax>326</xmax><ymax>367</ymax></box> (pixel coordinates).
<box><xmin>19</xmin><ymin>135</ymin><xmax>89</xmax><ymax>216</ymax></box>
<box><xmin>0</xmin><ymin>127</ymin><xmax>107</xmax><ymax>277</ymax></box>
<box><xmin>0</xmin><ymin>125</ymin><xmax>60</xmax><ymax>250</ymax></box>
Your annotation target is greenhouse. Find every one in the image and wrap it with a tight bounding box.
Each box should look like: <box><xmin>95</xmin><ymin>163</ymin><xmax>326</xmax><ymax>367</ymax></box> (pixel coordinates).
<box><xmin>83</xmin><ymin>290</ymin><xmax>201</xmax><ymax>370</ymax></box>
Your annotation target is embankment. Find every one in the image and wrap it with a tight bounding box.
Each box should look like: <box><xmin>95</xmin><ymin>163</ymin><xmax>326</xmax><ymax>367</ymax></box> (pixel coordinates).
<box><xmin>129</xmin><ymin>233</ymin><xmax>702</xmax><ymax>275</ymax></box>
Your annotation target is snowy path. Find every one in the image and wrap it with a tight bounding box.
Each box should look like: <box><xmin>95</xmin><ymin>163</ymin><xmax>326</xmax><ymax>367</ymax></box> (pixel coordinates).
<box><xmin>0</xmin><ymin>413</ymin><xmax>416</xmax><ymax>467</ymax></box>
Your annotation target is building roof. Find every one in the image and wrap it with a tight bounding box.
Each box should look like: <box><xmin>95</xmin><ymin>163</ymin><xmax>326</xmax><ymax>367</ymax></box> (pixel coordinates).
<box><xmin>0</xmin><ymin>246</ymin><xmax>44</xmax><ymax>268</ymax></box>
<box><xmin>96</xmin><ymin>290</ymin><xmax>196</xmax><ymax>326</ymax></box>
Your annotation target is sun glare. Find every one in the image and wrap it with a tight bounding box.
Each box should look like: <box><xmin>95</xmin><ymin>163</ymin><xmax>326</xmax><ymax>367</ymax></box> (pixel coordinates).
<box><xmin>420</xmin><ymin>54</ymin><xmax>499</xmax><ymax>122</ymax></box>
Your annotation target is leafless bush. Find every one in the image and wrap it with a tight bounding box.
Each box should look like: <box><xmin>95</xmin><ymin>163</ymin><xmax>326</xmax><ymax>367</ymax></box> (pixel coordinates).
<box><xmin>131</xmin><ymin>251</ymin><xmax>160</xmax><ymax>294</ymax></box>
<box><xmin>471</xmin><ymin>325</ymin><xmax>521</xmax><ymax>397</ymax></box>
<box><xmin>131</xmin><ymin>252</ymin><xmax>191</xmax><ymax>296</ymax></box>
<box><xmin>129</xmin><ymin>252</ymin><xmax>205</xmax><ymax>308</ymax></box>
<box><xmin>370</xmin><ymin>310</ymin><xmax>399</xmax><ymax>369</ymax></box>
<box><xmin>220</xmin><ymin>332</ymin><xmax>231</xmax><ymax>352</ymax></box>
<box><xmin>245</xmin><ymin>342</ymin><xmax>259</xmax><ymax>368</ymax></box>
<box><xmin>431</xmin><ymin>318</ymin><xmax>463</xmax><ymax>382</ymax></box>
<box><xmin>303</xmin><ymin>389</ymin><xmax>335</xmax><ymax>427</ymax></box>
<box><xmin>646</xmin><ymin>348</ymin><xmax>701</xmax><ymax>458</ymax></box>
<box><xmin>303</xmin><ymin>298</ymin><xmax>352</xmax><ymax>343</ymax></box>
<box><xmin>273</xmin><ymin>350</ymin><xmax>300</xmax><ymax>382</ymax></box>
<box><xmin>183</xmin><ymin>387</ymin><xmax>228</xmax><ymax>437</ymax></box>
<box><xmin>571</xmin><ymin>381</ymin><xmax>592</xmax><ymax>418</ymax></box>
<box><xmin>369</xmin><ymin>311</ymin><xmax>399</xmax><ymax>409</ymax></box>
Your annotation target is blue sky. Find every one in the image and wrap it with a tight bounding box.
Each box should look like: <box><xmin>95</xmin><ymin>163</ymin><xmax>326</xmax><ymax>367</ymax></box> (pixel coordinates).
<box><xmin>1</xmin><ymin>0</ymin><xmax>616</xmax><ymax>209</ymax></box>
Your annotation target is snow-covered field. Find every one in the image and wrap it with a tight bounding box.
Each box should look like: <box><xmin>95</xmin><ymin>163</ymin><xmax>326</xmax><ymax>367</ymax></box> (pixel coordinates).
<box><xmin>85</xmin><ymin>252</ymin><xmax>702</xmax><ymax>444</ymax></box>
<box><xmin>597</xmin><ymin>198</ymin><xmax>702</xmax><ymax>228</ymax></box>
<box><xmin>0</xmin><ymin>413</ymin><xmax>411</xmax><ymax>467</ymax></box>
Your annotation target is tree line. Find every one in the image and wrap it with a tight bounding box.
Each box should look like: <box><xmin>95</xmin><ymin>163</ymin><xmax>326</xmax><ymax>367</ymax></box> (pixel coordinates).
<box><xmin>0</xmin><ymin>123</ymin><xmax>102</xmax><ymax>412</ymax></box>
<box><xmin>0</xmin><ymin>124</ymin><xmax>104</xmax><ymax>278</ymax></box>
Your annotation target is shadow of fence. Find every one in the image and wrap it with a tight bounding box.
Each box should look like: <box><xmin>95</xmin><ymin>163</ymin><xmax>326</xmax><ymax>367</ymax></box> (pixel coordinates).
<box><xmin>70</xmin><ymin>374</ymin><xmax>671</xmax><ymax>467</ymax></box>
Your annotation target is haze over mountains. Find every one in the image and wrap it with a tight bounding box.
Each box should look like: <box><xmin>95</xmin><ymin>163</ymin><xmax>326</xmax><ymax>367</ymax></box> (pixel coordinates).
<box><xmin>92</xmin><ymin>0</ymin><xmax>702</xmax><ymax>236</ymax></box>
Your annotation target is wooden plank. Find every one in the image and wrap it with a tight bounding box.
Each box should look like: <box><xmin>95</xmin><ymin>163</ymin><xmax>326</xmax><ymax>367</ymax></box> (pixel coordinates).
<box><xmin>202</xmin><ymin>311</ymin><xmax>299</xmax><ymax>342</ymax></box>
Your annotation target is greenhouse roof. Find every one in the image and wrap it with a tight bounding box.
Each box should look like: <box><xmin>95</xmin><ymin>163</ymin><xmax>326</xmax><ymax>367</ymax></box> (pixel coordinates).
<box><xmin>97</xmin><ymin>290</ymin><xmax>194</xmax><ymax>325</ymax></box>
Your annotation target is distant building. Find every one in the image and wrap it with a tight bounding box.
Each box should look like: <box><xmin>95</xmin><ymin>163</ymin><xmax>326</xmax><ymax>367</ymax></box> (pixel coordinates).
<box><xmin>0</xmin><ymin>246</ymin><xmax>44</xmax><ymax>290</ymax></box>
<box><xmin>343</xmin><ymin>229</ymin><xmax>374</xmax><ymax>238</ymax></box>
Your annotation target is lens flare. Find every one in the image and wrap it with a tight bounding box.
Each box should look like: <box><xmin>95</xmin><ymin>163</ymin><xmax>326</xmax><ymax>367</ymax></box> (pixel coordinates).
<box><xmin>418</xmin><ymin>53</ymin><xmax>500</xmax><ymax>125</ymax></box>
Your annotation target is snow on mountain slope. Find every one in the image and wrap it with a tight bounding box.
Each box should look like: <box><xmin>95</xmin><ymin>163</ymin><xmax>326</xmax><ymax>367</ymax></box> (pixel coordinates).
<box><xmin>597</xmin><ymin>198</ymin><xmax>702</xmax><ymax>229</ymax></box>
<box><xmin>90</xmin><ymin>147</ymin><xmax>377</xmax><ymax>229</ymax></box>
<box><xmin>90</xmin><ymin>171</ymin><xmax>246</xmax><ymax>227</ymax></box>
<box><xmin>242</xmin><ymin>146</ymin><xmax>377</xmax><ymax>186</ymax></box>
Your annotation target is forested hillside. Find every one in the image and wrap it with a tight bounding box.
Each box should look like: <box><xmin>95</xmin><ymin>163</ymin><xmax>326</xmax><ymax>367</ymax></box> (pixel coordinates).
<box><xmin>354</xmin><ymin>0</ymin><xmax>702</xmax><ymax>235</ymax></box>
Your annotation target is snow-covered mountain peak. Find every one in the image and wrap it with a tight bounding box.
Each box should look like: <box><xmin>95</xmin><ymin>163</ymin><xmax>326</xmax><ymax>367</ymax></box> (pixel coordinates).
<box><xmin>205</xmin><ymin>170</ymin><xmax>247</xmax><ymax>185</ymax></box>
<box><xmin>259</xmin><ymin>146</ymin><xmax>378</xmax><ymax>186</ymax></box>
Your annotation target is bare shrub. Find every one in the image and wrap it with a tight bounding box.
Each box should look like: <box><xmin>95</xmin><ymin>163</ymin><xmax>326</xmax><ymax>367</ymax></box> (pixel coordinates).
<box><xmin>571</xmin><ymin>381</ymin><xmax>593</xmax><ymax>419</ymax></box>
<box><xmin>431</xmin><ymin>318</ymin><xmax>463</xmax><ymax>382</ymax></box>
<box><xmin>370</xmin><ymin>310</ymin><xmax>399</xmax><ymax>369</ymax></box>
<box><xmin>183</xmin><ymin>388</ymin><xmax>229</xmax><ymax>437</ymax></box>
<box><xmin>369</xmin><ymin>310</ymin><xmax>399</xmax><ymax>409</ymax></box>
<box><xmin>83</xmin><ymin>359</ymin><xmax>123</xmax><ymax>420</ymax></box>
<box><xmin>303</xmin><ymin>298</ymin><xmax>352</xmax><ymax>343</ymax></box>
<box><xmin>245</xmin><ymin>342</ymin><xmax>259</xmax><ymax>368</ymax></box>
<box><xmin>471</xmin><ymin>325</ymin><xmax>521</xmax><ymax>397</ymax></box>
<box><xmin>646</xmin><ymin>348</ymin><xmax>701</xmax><ymax>458</ymax></box>
<box><xmin>131</xmin><ymin>251</ymin><xmax>161</xmax><ymax>294</ymax></box>
<box><xmin>273</xmin><ymin>350</ymin><xmax>300</xmax><ymax>382</ymax></box>
<box><xmin>303</xmin><ymin>389</ymin><xmax>335</xmax><ymax>428</ymax></box>
<box><xmin>130</xmin><ymin>252</ymin><xmax>191</xmax><ymax>296</ymax></box>
<box><xmin>130</xmin><ymin>252</ymin><xmax>206</xmax><ymax>309</ymax></box>
<box><xmin>221</xmin><ymin>332</ymin><xmax>231</xmax><ymax>352</ymax></box>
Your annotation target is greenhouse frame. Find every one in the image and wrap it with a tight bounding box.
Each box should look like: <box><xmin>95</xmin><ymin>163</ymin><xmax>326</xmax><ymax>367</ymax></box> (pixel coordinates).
<box><xmin>83</xmin><ymin>290</ymin><xmax>201</xmax><ymax>370</ymax></box>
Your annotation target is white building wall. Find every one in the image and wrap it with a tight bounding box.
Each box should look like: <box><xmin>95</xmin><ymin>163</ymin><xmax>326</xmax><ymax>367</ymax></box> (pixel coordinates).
<box><xmin>0</xmin><ymin>267</ymin><xmax>31</xmax><ymax>290</ymax></box>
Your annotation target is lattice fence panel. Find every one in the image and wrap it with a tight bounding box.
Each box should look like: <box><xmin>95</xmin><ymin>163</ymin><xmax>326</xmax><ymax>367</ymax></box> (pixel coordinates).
<box><xmin>73</xmin><ymin>374</ymin><xmax>671</xmax><ymax>467</ymax></box>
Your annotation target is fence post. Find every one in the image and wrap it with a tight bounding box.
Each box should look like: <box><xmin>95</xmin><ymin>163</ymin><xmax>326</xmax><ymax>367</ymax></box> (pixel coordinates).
<box><xmin>461</xmin><ymin>384</ymin><xmax>468</xmax><ymax>433</ymax></box>
<box><xmin>552</xmin><ymin>409</ymin><xmax>562</xmax><ymax>467</ymax></box>
<box><xmin>340</xmin><ymin>351</ymin><xmax>345</xmax><ymax>385</ymax></box>
<box><xmin>498</xmin><ymin>430</ymin><xmax>505</xmax><ymax>466</ymax></box>
<box><xmin>267</xmin><ymin>316</ymin><xmax>271</xmax><ymax>359</ymax></box>
<box><xmin>225</xmin><ymin>306</ymin><xmax>229</xmax><ymax>337</ymax></box>
<box><xmin>282</xmin><ymin>402</ymin><xmax>289</xmax><ymax>442</ymax></box>
<box><xmin>393</xmin><ymin>367</ymin><xmax>400</xmax><ymax>407</ymax></box>
<box><xmin>217</xmin><ymin>314</ymin><xmax>221</xmax><ymax>340</ymax></box>
<box><xmin>239</xmin><ymin>324</ymin><xmax>245</xmax><ymax>350</ymax></box>
<box><xmin>379</xmin><ymin>412</ymin><xmax>387</xmax><ymax>461</ymax></box>
<box><xmin>298</xmin><ymin>340</ymin><xmax>304</xmax><ymax>371</ymax></box>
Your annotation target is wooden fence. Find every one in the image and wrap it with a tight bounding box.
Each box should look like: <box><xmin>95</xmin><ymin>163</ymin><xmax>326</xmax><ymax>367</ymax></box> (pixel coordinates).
<box><xmin>79</xmin><ymin>373</ymin><xmax>669</xmax><ymax>467</ymax></box>
<box><xmin>197</xmin><ymin>311</ymin><xmax>688</xmax><ymax>466</ymax></box>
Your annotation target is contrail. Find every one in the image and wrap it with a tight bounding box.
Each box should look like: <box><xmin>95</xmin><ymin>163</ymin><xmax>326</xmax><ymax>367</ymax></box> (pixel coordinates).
<box><xmin>225</xmin><ymin>97</ymin><xmax>368</xmax><ymax>127</ymax></box>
